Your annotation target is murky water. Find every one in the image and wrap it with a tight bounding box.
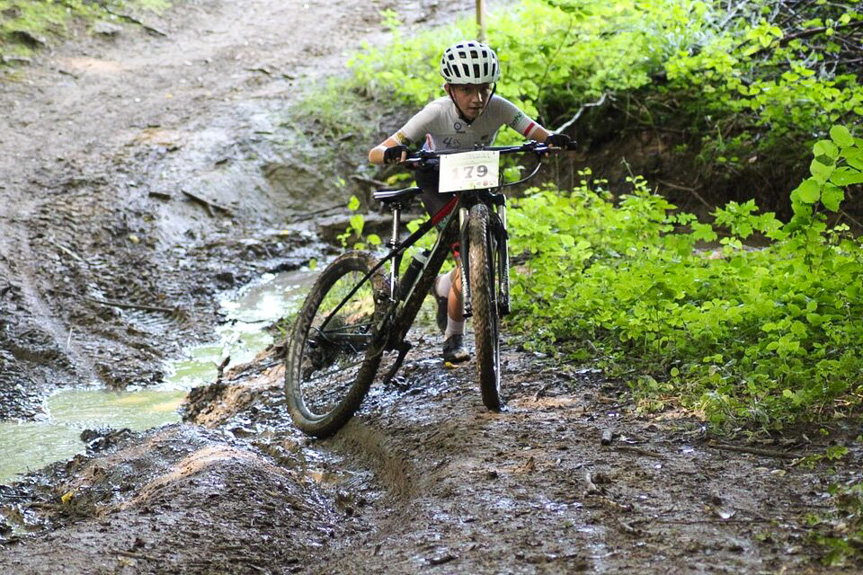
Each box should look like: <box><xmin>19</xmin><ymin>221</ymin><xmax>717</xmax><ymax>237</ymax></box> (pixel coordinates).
<box><xmin>0</xmin><ymin>268</ymin><xmax>317</xmax><ymax>485</ymax></box>
<box><xmin>0</xmin><ymin>389</ymin><xmax>187</xmax><ymax>482</ymax></box>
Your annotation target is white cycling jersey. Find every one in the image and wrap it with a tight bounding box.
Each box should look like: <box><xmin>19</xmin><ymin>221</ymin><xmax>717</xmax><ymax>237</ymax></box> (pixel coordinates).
<box><xmin>391</xmin><ymin>95</ymin><xmax>542</xmax><ymax>151</ymax></box>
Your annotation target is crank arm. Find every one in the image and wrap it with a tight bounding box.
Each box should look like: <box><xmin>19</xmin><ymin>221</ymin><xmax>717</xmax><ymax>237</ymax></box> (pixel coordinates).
<box><xmin>382</xmin><ymin>340</ymin><xmax>412</xmax><ymax>385</ymax></box>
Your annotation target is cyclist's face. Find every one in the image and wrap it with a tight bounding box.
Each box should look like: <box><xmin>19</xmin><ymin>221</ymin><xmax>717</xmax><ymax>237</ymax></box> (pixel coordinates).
<box><xmin>446</xmin><ymin>83</ymin><xmax>493</xmax><ymax>120</ymax></box>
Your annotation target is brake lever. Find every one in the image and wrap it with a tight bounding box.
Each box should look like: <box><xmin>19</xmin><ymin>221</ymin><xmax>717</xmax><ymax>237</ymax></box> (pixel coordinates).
<box><xmin>542</xmin><ymin>140</ymin><xmax>578</xmax><ymax>153</ymax></box>
<box><xmin>404</xmin><ymin>149</ymin><xmax>437</xmax><ymax>166</ymax></box>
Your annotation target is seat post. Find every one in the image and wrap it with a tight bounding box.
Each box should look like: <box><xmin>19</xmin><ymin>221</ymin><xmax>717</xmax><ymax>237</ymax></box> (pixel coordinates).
<box><xmin>389</xmin><ymin>204</ymin><xmax>401</xmax><ymax>248</ymax></box>
<box><xmin>388</xmin><ymin>203</ymin><xmax>402</xmax><ymax>298</ymax></box>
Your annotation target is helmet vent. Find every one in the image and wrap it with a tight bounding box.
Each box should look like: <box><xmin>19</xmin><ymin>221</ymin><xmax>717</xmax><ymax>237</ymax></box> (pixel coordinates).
<box><xmin>439</xmin><ymin>41</ymin><xmax>501</xmax><ymax>85</ymax></box>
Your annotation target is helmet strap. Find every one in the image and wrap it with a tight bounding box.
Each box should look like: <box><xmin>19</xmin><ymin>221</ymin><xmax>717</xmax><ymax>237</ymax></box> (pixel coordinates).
<box><xmin>446</xmin><ymin>83</ymin><xmax>497</xmax><ymax>126</ymax></box>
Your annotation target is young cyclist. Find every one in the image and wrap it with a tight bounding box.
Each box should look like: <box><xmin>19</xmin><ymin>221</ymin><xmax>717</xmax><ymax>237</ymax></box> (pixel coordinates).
<box><xmin>368</xmin><ymin>40</ymin><xmax>572</xmax><ymax>363</ymax></box>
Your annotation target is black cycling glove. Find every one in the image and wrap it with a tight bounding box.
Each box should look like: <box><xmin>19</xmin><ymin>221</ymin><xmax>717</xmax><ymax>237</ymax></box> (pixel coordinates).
<box><xmin>546</xmin><ymin>133</ymin><xmax>574</xmax><ymax>149</ymax></box>
<box><xmin>383</xmin><ymin>144</ymin><xmax>410</xmax><ymax>164</ymax></box>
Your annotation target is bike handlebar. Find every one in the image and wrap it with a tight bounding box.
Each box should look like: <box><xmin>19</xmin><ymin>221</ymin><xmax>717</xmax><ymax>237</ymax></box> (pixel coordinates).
<box><xmin>402</xmin><ymin>139</ymin><xmax>575</xmax><ymax>166</ymax></box>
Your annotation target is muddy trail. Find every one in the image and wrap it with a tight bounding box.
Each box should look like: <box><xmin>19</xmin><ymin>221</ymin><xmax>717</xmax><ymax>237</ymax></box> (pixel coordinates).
<box><xmin>0</xmin><ymin>1</ymin><xmax>860</xmax><ymax>573</ymax></box>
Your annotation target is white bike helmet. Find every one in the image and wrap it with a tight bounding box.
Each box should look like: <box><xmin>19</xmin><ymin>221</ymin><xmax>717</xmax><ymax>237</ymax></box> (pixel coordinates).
<box><xmin>439</xmin><ymin>41</ymin><xmax>500</xmax><ymax>85</ymax></box>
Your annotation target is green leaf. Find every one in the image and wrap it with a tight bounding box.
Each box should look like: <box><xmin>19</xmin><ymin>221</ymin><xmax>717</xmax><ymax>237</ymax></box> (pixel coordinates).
<box><xmin>830</xmin><ymin>125</ymin><xmax>855</xmax><ymax>148</ymax></box>
<box><xmin>813</xmin><ymin>140</ymin><xmax>839</xmax><ymax>160</ymax></box>
<box><xmin>820</xmin><ymin>185</ymin><xmax>844</xmax><ymax>212</ymax></box>
<box><xmin>844</xmin><ymin>148</ymin><xmax>863</xmax><ymax>171</ymax></box>
<box><xmin>814</xmin><ymin>154</ymin><xmax>835</xmax><ymax>168</ymax></box>
<box><xmin>793</xmin><ymin>178</ymin><xmax>821</xmax><ymax>203</ymax></box>
<box><xmin>830</xmin><ymin>168</ymin><xmax>863</xmax><ymax>187</ymax></box>
<box><xmin>349</xmin><ymin>214</ymin><xmax>365</xmax><ymax>236</ymax></box>
<box><xmin>810</xmin><ymin>158</ymin><xmax>835</xmax><ymax>184</ymax></box>
<box><xmin>691</xmin><ymin>221</ymin><xmax>717</xmax><ymax>242</ymax></box>
<box><xmin>348</xmin><ymin>195</ymin><xmax>361</xmax><ymax>211</ymax></box>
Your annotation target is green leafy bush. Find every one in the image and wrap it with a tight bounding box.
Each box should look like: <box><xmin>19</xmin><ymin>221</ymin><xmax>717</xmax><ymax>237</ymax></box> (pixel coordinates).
<box><xmin>659</xmin><ymin>1</ymin><xmax>862</xmax><ymax>185</ymax></box>
<box><xmin>508</xmin><ymin>125</ymin><xmax>863</xmax><ymax>429</ymax></box>
<box><xmin>346</xmin><ymin>0</ymin><xmax>860</xmax><ymax>206</ymax></box>
<box><xmin>347</xmin><ymin>0</ymin><xmax>687</xmax><ymax>128</ymax></box>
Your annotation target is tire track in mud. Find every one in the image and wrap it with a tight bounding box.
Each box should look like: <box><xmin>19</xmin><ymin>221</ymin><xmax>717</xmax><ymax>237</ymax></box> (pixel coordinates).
<box><xmin>23</xmin><ymin>171</ymin><xmax>203</xmax><ymax>387</ymax></box>
<box><xmin>0</xmin><ymin>189</ymin><xmax>98</xmax><ymax>415</ymax></box>
<box><xmin>289</xmin><ymin>344</ymin><xmax>601</xmax><ymax>572</ymax></box>
<box><xmin>329</xmin><ymin>418</ymin><xmax>422</xmax><ymax>501</ymax></box>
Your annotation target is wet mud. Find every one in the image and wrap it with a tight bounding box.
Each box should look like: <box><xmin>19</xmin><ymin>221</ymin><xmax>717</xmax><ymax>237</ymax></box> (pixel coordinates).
<box><xmin>1</xmin><ymin>0</ymin><xmax>861</xmax><ymax>573</ymax></box>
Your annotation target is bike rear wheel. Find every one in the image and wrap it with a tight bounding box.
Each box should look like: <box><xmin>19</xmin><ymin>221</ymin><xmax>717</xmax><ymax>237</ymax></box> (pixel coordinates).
<box><xmin>468</xmin><ymin>203</ymin><xmax>502</xmax><ymax>410</ymax></box>
<box><xmin>285</xmin><ymin>252</ymin><xmax>389</xmax><ymax>437</ymax></box>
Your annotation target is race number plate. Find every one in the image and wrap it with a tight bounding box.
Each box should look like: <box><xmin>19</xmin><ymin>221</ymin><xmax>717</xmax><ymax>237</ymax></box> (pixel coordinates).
<box><xmin>438</xmin><ymin>150</ymin><xmax>500</xmax><ymax>193</ymax></box>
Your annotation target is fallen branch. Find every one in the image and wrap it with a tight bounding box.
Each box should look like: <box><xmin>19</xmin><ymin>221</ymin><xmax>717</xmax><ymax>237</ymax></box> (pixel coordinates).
<box><xmin>351</xmin><ymin>174</ymin><xmax>390</xmax><ymax>188</ymax></box>
<box><xmin>706</xmin><ymin>441</ymin><xmax>803</xmax><ymax>460</ymax></box>
<box><xmin>556</xmin><ymin>93</ymin><xmax>609</xmax><ymax>133</ymax></box>
<box><xmin>599</xmin><ymin>495</ymin><xmax>633</xmax><ymax>512</ymax></box>
<box><xmin>612</xmin><ymin>444</ymin><xmax>667</xmax><ymax>460</ymax></box>
<box><xmin>656</xmin><ymin>179</ymin><xmax>713</xmax><ymax>210</ymax></box>
<box><xmin>46</xmin><ymin>236</ymin><xmax>88</xmax><ymax>265</ymax></box>
<box><xmin>286</xmin><ymin>203</ymin><xmax>346</xmax><ymax>222</ymax></box>
<box><xmin>838</xmin><ymin>208</ymin><xmax>863</xmax><ymax>231</ymax></box>
<box><xmin>84</xmin><ymin>296</ymin><xmax>177</xmax><ymax>314</ymax></box>
<box><xmin>653</xmin><ymin>517</ymin><xmax>772</xmax><ymax>525</ymax></box>
<box><xmin>584</xmin><ymin>472</ymin><xmax>602</xmax><ymax>495</ymax></box>
<box><xmin>114</xmin><ymin>550</ymin><xmax>160</xmax><ymax>562</ymax></box>
<box><xmin>54</xmin><ymin>289</ymin><xmax>178</xmax><ymax>314</ymax></box>
<box><xmin>780</xmin><ymin>19</ymin><xmax>863</xmax><ymax>46</ymax></box>
<box><xmin>216</xmin><ymin>355</ymin><xmax>231</xmax><ymax>382</ymax></box>
<box><xmin>618</xmin><ymin>518</ymin><xmax>641</xmax><ymax>535</ymax></box>
<box><xmin>601</xmin><ymin>428</ymin><xmax>615</xmax><ymax>445</ymax></box>
<box><xmin>533</xmin><ymin>383</ymin><xmax>552</xmax><ymax>401</ymax></box>
<box><xmin>182</xmin><ymin>190</ymin><xmax>234</xmax><ymax>217</ymax></box>
<box><xmin>148</xmin><ymin>190</ymin><xmax>173</xmax><ymax>201</ymax></box>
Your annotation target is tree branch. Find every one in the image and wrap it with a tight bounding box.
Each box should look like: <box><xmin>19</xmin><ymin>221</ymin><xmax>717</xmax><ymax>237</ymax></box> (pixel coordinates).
<box><xmin>780</xmin><ymin>19</ymin><xmax>863</xmax><ymax>46</ymax></box>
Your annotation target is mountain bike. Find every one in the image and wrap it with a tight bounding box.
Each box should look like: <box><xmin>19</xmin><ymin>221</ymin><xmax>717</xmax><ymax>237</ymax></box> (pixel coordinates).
<box><xmin>284</xmin><ymin>140</ymin><xmax>569</xmax><ymax>437</ymax></box>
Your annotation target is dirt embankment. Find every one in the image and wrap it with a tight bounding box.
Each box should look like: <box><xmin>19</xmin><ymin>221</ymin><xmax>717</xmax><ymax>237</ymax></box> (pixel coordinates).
<box><xmin>1</xmin><ymin>1</ymin><xmax>861</xmax><ymax>574</ymax></box>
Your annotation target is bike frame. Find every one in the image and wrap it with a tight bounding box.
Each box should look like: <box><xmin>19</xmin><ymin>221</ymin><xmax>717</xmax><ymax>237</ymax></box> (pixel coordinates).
<box><xmin>318</xmin><ymin>141</ymin><xmax>552</xmax><ymax>377</ymax></box>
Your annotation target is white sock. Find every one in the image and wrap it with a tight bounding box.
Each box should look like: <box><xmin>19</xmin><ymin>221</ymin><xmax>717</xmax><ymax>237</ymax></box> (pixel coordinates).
<box><xmin>435</xmin><ymin>272</ymin><xmax>452</xmax><ymax>298</ymax></box>
<box><xmin>445</xmin><ymin>318</ymin><xmax>464</xmax><ymax>339</ymax></box>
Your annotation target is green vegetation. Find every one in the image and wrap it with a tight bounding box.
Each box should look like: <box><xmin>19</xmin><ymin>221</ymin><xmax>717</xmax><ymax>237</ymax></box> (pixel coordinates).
<box><xmin>340</xmin><ymin>0</ymin><xmax>862</xmax><ymax>432</ymax></box>
<box><xmin>509</xmin><ymin>126</ymin><xmax>863</xmax><ymax>430</ymax></box>
<box><xmin>349</xmin><ymin>0</ymin><xmax>861</xmax><ymax>199</ymax></box>
<box><xmin>0</xmin><ymin>0</ymin><xmax>170</xmax><ymax>61</ymax></box>
<box><xmin>810</xmin><ymin>478</ymin><xmax>863</xmax><ymax>566</ymax></box>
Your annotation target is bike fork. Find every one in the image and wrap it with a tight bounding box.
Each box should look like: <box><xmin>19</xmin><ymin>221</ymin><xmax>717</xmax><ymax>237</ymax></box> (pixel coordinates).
<box><xmin>459</xmin><ymin>206</ymin><xmax>473</xmax><ymax>318</ymax></box>
<box><xmin>496</xmin><ymin>202</ymin><xmax>511</xmax><ymax>316</ymax></box>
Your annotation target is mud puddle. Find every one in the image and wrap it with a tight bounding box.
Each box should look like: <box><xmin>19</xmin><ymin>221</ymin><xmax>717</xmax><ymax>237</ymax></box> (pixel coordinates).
<box><xmin>171</xmin><ymin>266</ymin><xmax>319</xmax><ymax>384</ymax></box>
<box><xmin>0</xmin><ymin>267</ymin><xmax>317</xmax><ymax>485</ymax></box>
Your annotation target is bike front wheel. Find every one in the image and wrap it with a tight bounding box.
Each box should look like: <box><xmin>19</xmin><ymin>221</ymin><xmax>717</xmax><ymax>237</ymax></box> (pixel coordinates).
<box><xmin>468</xmin><ymin>203</ymin><xmax>502</xmax><ymax>411</ymax></box>
<box><xmin>285</xmin><ymin>251</ymin><xmax>389</xmax><ymax>437</ymax></box>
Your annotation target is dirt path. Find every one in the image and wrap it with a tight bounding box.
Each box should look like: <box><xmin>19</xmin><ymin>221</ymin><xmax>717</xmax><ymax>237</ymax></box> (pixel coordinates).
<box><xmin>0</xmin><ymin>0</ymin><xmax>406</xmax><ymax>414</ymax></box>
<box><xmin>0</xmin><ymin>1</ymin><xmax>860</xmax><ymax>573</ymax></box>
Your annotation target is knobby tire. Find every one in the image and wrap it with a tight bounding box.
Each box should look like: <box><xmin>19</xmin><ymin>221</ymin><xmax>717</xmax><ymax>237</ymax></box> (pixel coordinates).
<box><xmin>468</xmin><ymin>203</ymin><xmax>502</xmax><ymax>410</ymax></box>
<box><xmin>284</xmin><ymin>252</ymin><xmax>388</xmax><ymax>437</ymax></box>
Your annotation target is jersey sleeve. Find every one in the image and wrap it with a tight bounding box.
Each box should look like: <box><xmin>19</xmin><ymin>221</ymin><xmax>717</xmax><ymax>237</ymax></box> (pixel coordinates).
<box><xmin>494</xmin><ymin>97</ymin><xmax>543</xmax><ymax>139</ymax></box>
<box><xmin>390</xmin><ymin>101</ymin><xmax>441</xmax><ymax>147</ymax></box>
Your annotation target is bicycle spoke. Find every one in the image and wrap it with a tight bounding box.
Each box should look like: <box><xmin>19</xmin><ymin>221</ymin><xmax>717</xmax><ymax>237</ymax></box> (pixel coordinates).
<box><xmin>285</xmin><ymin>252</ymin><xmax>389</xmax><ymax>437</ymax></box>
